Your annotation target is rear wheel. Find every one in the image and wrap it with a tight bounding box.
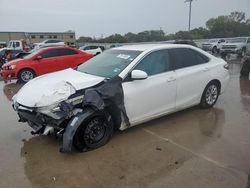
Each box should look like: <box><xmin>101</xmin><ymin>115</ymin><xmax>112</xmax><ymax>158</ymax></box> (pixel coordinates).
<box><xmin>18</xmin><ymin>69</ymin><xmax>36</xmax><ymax>83</ymax></box>
<box><xmin>200</xmin><ymin>82</ymin><xmax>220</xmax><ymax>108</ymax></box>
<box><xmin>73</xmin><ymin>113</ymin><xmax>113</xmax><ymax>152</ymax></box>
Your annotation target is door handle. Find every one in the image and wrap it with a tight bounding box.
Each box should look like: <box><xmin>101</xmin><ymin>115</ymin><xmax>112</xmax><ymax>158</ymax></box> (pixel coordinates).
<box><xmin>203</xmin><ymin>67</ymin><xmax>210</xmax><ymax>72</ymax></box>
<box><xmin>167</xmin><ymin>77</ymin><xmax>176</xmax><ymax>82</ymax></box>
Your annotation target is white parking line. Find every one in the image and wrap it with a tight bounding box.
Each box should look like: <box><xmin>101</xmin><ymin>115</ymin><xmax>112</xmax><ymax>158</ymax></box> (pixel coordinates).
<box><xmin>142</xmin><ymin>128</ymin><xmax>231</xmax><ymax>170</ymax></box>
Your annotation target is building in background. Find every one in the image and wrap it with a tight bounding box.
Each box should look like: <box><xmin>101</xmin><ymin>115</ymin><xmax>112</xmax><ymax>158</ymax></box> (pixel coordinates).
<box><xmin>0</xmin><ymin>31</ymin><xmax>76</xmax><ymax>45</ymax></box>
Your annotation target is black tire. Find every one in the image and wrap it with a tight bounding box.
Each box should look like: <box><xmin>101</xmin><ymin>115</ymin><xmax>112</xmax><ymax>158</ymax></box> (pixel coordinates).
<box><xmin>18</xmin><ymin>69</ymin><xmax>36</xmax><ymax>83</ymax></box>
<box><xmin>73</xmin><ymin>113</ymin><xmax>114</xmax><ymax>152</ymax></box>
<box><xmin>212</xmin><ymin>46</ymin><xmax>217</xmax><ymax>54</ymax></box>
<box><xmin>200</xmin><ymin>81</ymin><xmax>220</xmax><ymax>108</ymax></box>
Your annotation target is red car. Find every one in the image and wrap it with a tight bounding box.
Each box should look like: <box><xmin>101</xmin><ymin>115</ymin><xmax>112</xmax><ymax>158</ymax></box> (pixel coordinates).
<box><xmin>0</xmin><ymin>46</ymin><xmax>93</xmax><ymax>83</ymax></box>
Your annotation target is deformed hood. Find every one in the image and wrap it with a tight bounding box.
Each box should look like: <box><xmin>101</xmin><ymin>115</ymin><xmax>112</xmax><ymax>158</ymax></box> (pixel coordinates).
<box><xmin>14</xmin><ymin>68</ymin><xmax>105</xmax><ymax>107</ymax></box>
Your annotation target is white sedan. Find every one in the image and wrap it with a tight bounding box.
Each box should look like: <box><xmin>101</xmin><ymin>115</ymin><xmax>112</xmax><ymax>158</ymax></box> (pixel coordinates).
<box><xmin>13</xmin><ymin>44</ymin><xmax>230</xmax><ymax>152</ymax></box>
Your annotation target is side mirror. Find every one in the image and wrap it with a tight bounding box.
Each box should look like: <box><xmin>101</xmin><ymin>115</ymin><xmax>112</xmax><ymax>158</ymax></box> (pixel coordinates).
<box><xmin>131</xmin><ymin>70</ymin><xmax>148</xmax><ymax>80</ymax></box>
<box><xmin>35</xmin><ymin>55</ymin><xmax>42</xmax><ymax>60</ymax></box>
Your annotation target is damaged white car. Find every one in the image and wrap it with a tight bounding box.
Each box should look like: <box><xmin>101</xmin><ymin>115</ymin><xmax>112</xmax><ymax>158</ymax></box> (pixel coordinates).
<box><xmin>12</xmin><ymin>44</ymin><xmax>230</xmax><ymax>153</ymax></box>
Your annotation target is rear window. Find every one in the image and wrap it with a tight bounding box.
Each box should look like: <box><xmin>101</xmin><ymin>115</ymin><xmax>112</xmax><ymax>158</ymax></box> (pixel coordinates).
<box><xmin>57</xmin><ymin>49</ymin><xmax>78</xmax><ymax>56</ymax></box>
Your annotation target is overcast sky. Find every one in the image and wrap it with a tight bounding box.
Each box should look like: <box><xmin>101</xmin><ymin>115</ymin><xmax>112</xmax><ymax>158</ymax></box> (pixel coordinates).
<box><xmin>0</xmin><ymin>0</ymin><xmax>249</xmax><ymax>38</ymax></box>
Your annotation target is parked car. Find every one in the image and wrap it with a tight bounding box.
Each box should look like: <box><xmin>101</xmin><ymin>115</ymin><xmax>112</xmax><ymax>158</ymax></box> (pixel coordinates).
<box><xmin>173</xmin><ymin>40</ymin><xmax>198</xmax><ymax>47</ymax></box>
<box><xmin>0</xmin><ymin>46</ymin><xmax>93</xmax><ymax>83</ymax></box>
<box><xmin>79</xmin><ymin>45</ymin><xmax>103</xmax><ymax>55</ymax></box>
<box><xmin>33</xmin><ymin>40</ymin><xmax>65</xmax><ymax>50</ymax></box>
<box><xmin>12</xmin><ymin>44</ymin><xmax>229</xmax><ymax>153</ymax></box>
<box><xmin>0</xmin><ymin>48</ymin><xmax>24</xmax><ymax>68</ymax></box>
<box><xmin>110</xmin><ymin>44</ymin><xmax>123</xmax><ymax>48</ymax></box>
<box><xmin>7</xmin><ymin>40</ymin><xmax>29</xmax><ymax>52</ymax></box>
<box><xmin>202</xmin><ymin>38</ymin><xmax>226</xmax><ymax>54</ymax></box>
<box><xmin>241</xmin><ymin>51</ymin><xmax>250</xmax><ymax>77</ymax></box>
<box><xmin>0</xmin><ymin>41</ymin><xmax>7</xmax><ymax>48</ymax></box>
<box><xmin>221</xmin><ymin>37</ymin><xmax>250</xmax><ymax>57</ymax></box>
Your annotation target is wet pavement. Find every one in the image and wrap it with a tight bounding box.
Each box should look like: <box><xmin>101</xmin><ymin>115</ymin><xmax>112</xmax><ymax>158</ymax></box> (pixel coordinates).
<box><xmin>0</xmin><ymin>63</ymin><xmax>250</xmax><ymax>188</ymax></box>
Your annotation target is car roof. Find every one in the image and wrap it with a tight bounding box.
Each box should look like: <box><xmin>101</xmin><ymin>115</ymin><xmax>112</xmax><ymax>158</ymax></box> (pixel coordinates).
<box><xmin>40</xmin><ymin>45</ymin><xmax>73</xmax><ymax>50</ymax></box>
<box><xmin>112</xmin><ymin>43</ymin><xmax>195</xmax><ymax>52</ymax></box>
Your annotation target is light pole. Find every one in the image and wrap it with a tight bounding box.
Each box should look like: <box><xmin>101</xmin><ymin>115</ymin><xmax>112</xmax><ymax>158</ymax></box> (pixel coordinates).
<box><xmin>185</xmin><ymin>0</ymin><xmax>193</xmax><ymax>32</ymax></box>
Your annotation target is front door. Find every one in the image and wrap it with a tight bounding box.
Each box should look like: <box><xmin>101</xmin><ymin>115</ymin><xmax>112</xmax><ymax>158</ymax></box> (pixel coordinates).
<box><xmin>122</xmin><ymin>49</ymin><xmax>176</xmax><ymax>126</ymax></box>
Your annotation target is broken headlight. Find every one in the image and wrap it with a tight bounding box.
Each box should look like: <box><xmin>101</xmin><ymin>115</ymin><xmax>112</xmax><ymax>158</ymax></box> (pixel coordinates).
<box><xmin>37</xmin><ymin>95</ymin><xmax>84</xmax><ymax>119</ymax></box>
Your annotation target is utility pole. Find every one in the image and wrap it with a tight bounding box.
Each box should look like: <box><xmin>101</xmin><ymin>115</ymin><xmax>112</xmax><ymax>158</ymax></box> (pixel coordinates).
<box><xmin>185</xmin><ymin>0</ymin><xmax>193</xmax><ymax>32</ymax></box>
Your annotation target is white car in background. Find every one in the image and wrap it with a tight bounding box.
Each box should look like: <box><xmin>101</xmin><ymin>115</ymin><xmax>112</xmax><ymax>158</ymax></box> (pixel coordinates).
<box><xmin>221</xmin><ymin>37</ymin><xmax>250</xmax><ymax>57</ymax></box>
<box><xmin>79</xmin><ymin>45</ymin><xmax>103</xmax><ymax>55</ymax></box>
<box><xmin>13</xmin><ymin>44</ymin><xmax>229</xmax><ymax>153</ymax></box>
<box><xmin>33</xmin><ymin>40</ymin><xmax>65</xmax><ymax>50</ymax></box>
<box><xmin>202</xmin><ymin>38</ymin><xmax>226</xmax><ymax>54</ymax></box>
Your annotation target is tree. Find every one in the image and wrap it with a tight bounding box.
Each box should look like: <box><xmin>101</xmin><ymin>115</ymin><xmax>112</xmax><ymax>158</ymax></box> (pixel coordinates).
<box><xmin>205</xmin><ymin>11</ymin><xmax>250</xmax><ymax>38</ymax></box>
<box><xmin>229</xmin><ymin>11</ymin><xmax>245</xmax><ymax>22</ymax></box>
<box><xmin>76</xmin><ymin>11</ymin><xmax>250</xmax><ymax>43</ymax></box>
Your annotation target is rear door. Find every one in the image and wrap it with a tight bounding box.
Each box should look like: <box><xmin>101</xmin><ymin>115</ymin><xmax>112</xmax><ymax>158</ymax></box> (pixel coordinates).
<box><xmin>123</xmin><ymin>49</ymin><xmax>176</xmax><ymax>125</ymax></box>
<box><xmin>169</xmin><ymin>48</ymin><xmax>211</xmax><ymax>109</ymax></box>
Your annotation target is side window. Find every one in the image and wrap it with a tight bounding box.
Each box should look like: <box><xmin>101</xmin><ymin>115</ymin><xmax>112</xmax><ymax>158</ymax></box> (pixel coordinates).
<box><xmin>41</xmin><ymin>49</ymin><xmax>58</xmax><ymax>58</ymax></box>
<box><xmin>57</xmin><ymin>49</ymin><xmax>78</xmax><ymax>56</ymax></box>
<box><xmin>169</xmin><ymin>48</ymin><xmax>208</xmax><ymax>69</ymax></box>
<box><xmin>169</xmin><ymin>48</ymin><xmax>196</xmax><ymax>69</ymax></box>
<box><xmin>247</xmin><ymin>38</ymin><xmax>250</xmax><ymax>43</ymax></box>
<box><xmin>15</xmin><ymin>42</ymin><xmax>20</xmax><ymax>47</ymax></box>
<box><xmin>190</xmin><ymin>49</ymin><xmax>210</xmax><ymax>64</ymax></box>
<box><xmin>134</xmin><ymin>50</ymin><xmax>171</xmax><ymax>76</ymax></box>
<box><xmin>90</xmin><ymin>46</ymin><xmax>98</xmax><ymax>50</ymax></box>
<box><xmin>84</xmin><ymin>46</ymin><xmax>91</xmax><ymax>50</ymax></box>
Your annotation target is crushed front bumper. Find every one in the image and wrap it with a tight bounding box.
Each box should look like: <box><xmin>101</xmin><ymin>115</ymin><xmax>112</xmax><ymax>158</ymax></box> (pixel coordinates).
<box><xmin>14</xmin><ymin>103</ymin><xmax>68</xmax><ymax>134</ymax></box>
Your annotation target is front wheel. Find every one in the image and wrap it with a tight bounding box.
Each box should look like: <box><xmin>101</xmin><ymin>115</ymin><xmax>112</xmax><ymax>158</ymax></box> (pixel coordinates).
<box><xmin>18</xmin><ymin>69</ymin><xmax>36</xmax><ymax>83</ymax></box>
<box><xmin>73</xmin><ymin>114</ymin><xmax>114</xmax><ymax>152</ymax></box>
<box><xmin>212</xmin><ymin>46</ymin><xmax>218</xmax><ymax>54</ymax></box>
<box><xmin>200</xmin><ymin>82</ymin><xmax>220</xmax><ymax>108</ymax></box>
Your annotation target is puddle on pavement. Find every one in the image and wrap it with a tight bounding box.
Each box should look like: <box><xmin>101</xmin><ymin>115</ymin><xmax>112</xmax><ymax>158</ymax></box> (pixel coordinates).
<box><xmin>0</xmin><ymin>63</ymin><xmax>250</xmax><ymax>188</ymax></box>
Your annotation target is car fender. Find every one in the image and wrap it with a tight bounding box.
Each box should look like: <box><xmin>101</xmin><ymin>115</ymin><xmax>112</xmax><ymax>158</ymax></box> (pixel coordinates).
<box><xmin>60</xmin><ymin>108</ymin><xmax>95</xmax><ymax>153</ymax></box>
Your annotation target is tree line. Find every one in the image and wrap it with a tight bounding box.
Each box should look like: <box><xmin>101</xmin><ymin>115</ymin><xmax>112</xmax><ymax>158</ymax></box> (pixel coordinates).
<box><xmin>77</xmin><ymin>11</ymin><xmax>250</xmax><ymax>43</ymax></box>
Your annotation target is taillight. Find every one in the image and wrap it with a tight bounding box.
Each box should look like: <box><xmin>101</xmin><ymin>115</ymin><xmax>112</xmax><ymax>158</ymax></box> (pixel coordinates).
<box><xmin>224</xmin><ymin>64</ymin><xmax>229</xmax><ymax>70</ymax></box>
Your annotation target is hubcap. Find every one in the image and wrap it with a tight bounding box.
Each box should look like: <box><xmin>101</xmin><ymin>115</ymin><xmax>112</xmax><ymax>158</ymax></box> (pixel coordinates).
<box><xmin>21</xmin><ymin>71</ymin><xmax>33</xmax><ymax>82</ymax></box>
<box><xmin>83</xmin><ymin>118</ymin><xmax>105</xmax><ymax>145</ymax></box>
<box><xmin>205</xmin><ymin>85</ymin><xmax>218</xmax><ymax>105</ymax></box>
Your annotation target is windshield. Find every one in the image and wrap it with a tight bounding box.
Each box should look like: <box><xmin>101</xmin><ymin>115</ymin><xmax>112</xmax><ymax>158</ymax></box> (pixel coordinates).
<box><xmin>229</xmin><ymin>38</ymin><xmax>247</xmax><ymax>43</ymax></box>
<box><xmin>23</xmin><ymin>48</ymin><xmax>43</xmax><ymax>59</ymax></box>
<box><xmin>77</xmin><ymin>49</ymin><xmax>142</xmax><ymax>78</ymax></box>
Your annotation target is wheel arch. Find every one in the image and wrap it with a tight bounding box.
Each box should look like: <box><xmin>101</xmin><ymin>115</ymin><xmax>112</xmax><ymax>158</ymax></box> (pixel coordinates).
<box><xmin>17</xmin><ymin>67</ymin><xmax>36</xmax><ymax>78</ymax></box>
<box><xmin>206</xmin><ymin>79</ymin><xmax>221</xmax><ymax>94</ymax></box>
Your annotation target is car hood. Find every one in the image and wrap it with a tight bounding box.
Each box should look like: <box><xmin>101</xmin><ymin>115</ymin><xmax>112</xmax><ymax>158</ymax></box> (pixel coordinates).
<box><xmin>3</xmin><ymin>58</ymin><xmax>24</xmax><ymax>66</ymax></box>
<box><xmin>13</xmin><ymin>68</ymin><xmax>105</xmax><ymax>107</ymax></box>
